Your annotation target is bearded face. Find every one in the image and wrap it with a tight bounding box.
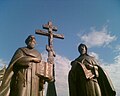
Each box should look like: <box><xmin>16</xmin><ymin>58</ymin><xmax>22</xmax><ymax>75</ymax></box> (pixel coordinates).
<box><xmin>26</xmin><ymin>35</ymin><xmax>36</xmax><ymax>49</ymax></box>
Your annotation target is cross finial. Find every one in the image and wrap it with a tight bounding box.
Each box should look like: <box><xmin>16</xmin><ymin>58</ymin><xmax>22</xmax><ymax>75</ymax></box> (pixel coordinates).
<box><xmin>43</xmin><ymin>21</ymin><xmax>57</xmax><ymax>32</ymax></box>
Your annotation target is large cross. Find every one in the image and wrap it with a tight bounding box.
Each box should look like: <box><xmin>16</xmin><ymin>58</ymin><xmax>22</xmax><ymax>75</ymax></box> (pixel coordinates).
<box><xmin>35</xmin><ymin>21</ymin><xmax>64</xmax><ymax>96</ymax></box>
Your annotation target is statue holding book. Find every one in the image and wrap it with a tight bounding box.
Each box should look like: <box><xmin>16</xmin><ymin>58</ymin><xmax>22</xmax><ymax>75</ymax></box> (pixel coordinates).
<box><xmin>0</xmin><ymin>35</ymin><xmax>52</xmax><ymax>96</ymax></box>
<box><xmin>68</xmin><ymin>43</ymin><xmax>116</xmax><ymax>96</ymax></box>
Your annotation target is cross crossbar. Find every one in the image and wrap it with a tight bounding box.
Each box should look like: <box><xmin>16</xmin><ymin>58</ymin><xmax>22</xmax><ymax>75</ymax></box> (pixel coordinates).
<box><xmin>35</xmin><ymin>30</ymin><xmax>64</xmax><ymax>39</ymax></box>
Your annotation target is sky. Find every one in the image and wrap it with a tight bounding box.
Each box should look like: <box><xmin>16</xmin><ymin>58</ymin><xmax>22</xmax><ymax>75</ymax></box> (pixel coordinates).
<box><xmin>0</xmin><ymin>0</ymin><xmax>120</xmax><ymax>96</ymax></box>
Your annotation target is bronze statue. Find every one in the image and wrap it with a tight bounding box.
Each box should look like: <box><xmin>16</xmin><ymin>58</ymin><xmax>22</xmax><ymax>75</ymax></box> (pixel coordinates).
<box><xmin>68</xmin><ymin>43</ymin><xmax>116</xmax><ymax>96</ymax></box>
<box><xmin>0</xmin><ymin>35</ymin><xmax>44</xmax><ymax>96</ymax></box>
<box><xmin>0</xmin><ymin>66</ymin><xmax>6</xmax><ymax>86</ymax></box>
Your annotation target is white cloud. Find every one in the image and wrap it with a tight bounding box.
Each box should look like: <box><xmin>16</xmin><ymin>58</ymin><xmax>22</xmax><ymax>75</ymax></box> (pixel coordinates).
<box><xmin>0</xmin><ymin>59</ymin><xmax>6</xmax><ymax>69</ymax></box>
<box><xmin>78</xmin><ymin>26</ymin><xmax>116</xmax><ymax>48</ymax></box>
<box><xmin>55</xmin><ymin>54</ymin><xmax>71</xmax><ymax>96</ymax></box>
<box><xmin>101</xmin><ymin>63</ymin><xmax>120</xmax><ymax>96</ymax></box>
<box><xmin>114</xmin><ymin>55</ymin><xmax>120</xmax><ymax>64</ymax></box>
<box><xmin>89</xmin><ymin>51</ymin><xmax>99</xmax><ymax>60</ymax></box>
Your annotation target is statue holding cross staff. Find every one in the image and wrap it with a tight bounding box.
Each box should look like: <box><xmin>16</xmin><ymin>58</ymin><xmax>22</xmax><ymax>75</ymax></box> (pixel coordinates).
<box><xmin>35</xmin><ymin>21</ymin><xmax>64</xmax><ymax>96</ymax></box>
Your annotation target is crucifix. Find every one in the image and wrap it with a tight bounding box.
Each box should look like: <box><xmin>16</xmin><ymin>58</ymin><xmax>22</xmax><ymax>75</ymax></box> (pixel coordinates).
<box><xmin>35</xmin><ymin>21</ymin><xmax>64</xmax><ymax>96</ymax></box>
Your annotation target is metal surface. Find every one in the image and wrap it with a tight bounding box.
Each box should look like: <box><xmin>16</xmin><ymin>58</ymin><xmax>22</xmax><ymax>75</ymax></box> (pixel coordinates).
<box><xmin>35</xmin><ymin>21</ymin><xmax>64</xmax><ymax>96</ymax></box>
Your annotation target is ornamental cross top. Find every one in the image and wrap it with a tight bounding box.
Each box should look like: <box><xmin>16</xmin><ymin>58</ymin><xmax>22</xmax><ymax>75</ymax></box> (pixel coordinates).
<box><xmin>35</xmin><ymin>21</ymin><xmax>64</xmax><ymax>62</ymax></box>
<box><xmin>35</xmin><ymin>21</ymin><xmax>64</xmax><ymax>44</ymax></box>
<box><xmin>43</xmin><ymin>21</ymin><xmax>57</xmax><ymax>32</ymax></box>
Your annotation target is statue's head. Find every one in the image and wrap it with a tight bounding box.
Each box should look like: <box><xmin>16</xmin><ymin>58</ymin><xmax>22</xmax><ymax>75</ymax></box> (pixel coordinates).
<box><xmin>25</xmin><ymin>35</ymin><xmax>36</xmax><ymax>49</ymax></box>
<box><xmin>78</xmin><ymin>43</ymin><xmax>87</xmax><ymax>55</ymax></box>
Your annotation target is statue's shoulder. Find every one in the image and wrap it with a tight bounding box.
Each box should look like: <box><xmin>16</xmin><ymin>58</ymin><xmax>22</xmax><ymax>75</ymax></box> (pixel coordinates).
<box><xmin>19</xmin><ymin>47</ymin><xmax>27</xmax><ymax>51</ymax></box>
<box><xmin>84</xmin><ymin>55</ymin><xmax>98</xmax><ymax>64</ymax></box>
<box><xmin>14</xmin><ymin>47</ymin><xmax>27</xmax><ymax>54</ymax></box>
<box><xmin>71</xmin><ymin>56</ymin><xmax>80</xmax><ymax>65</ymax></box>
<box><xmin>19</xmin><ymin>47</ymin><xmax>39</xmax><ymax>54</ymax></box>
<box><xmin>85</xmin><ymin>55</ymin><xmax>94</xmax><ymax>60</ymax></box>
<box><xmin>16</xmin><ymin>47</ymin><xmax>25</xmax><ymax>51</ymax></box>
<box><xmin>89</xmin><ymin>56</ymin><xmax>99</xmax><ymax>65</ymax></box>
<box><xmin>70</xmin><ymin>57</ymin><xmax>81</xmax><ymax>70</ymax></box>
<box><xmin>12</xmin><ymin>47</ymin><xmax>25</xmax><ymax>55</ymax></box>
<box><xmin>19</xmin><ymin>47</ymin><xmax>41</xmax><ymax>59</ymax></box>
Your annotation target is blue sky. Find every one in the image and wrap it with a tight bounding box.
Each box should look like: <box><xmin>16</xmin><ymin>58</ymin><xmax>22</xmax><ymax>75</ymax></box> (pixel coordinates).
<box><xmin>0</xmin><ymin>0</ymin><xmax>120</xmax><ymax>95</ymax></box>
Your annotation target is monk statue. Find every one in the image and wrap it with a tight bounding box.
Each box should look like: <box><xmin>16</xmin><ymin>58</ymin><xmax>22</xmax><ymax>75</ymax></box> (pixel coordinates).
<box><xmin>0</xmin><ymin>35</ymin><xmax>45</xmax><ymax>96</ymax></box>
<box><xmin>68</xmin><ymin>43</ymin><xmax>116</xmax><ymax>96</ymax></box>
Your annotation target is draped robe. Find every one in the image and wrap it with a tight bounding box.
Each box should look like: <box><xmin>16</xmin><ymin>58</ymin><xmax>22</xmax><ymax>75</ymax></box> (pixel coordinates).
<box><xmin>68</xmin><ymin>55</ymin><xmax>116</xmax><ymax>96</ymax></box>
<box><xmin>0</xmin><ymin>47</ymin><xmax>43</xmax><ymax>96</ymax></box>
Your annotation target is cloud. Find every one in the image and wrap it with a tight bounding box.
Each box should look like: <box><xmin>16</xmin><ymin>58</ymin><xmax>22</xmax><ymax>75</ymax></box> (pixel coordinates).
<box><xmin>114</xmin><ymin>54</ymin><xmax>120</xmax><ymax>64</ymax></box>
<box><xmin>78</xmin><ymin>26</ymin><xmax>116</xmax><ymax>48</ymax></box>
<box><xmin>114</xmin><ymin>45</ymin><xmax>120</xmax><ymax>52</ymax></box>
<box><xmin>55</xmin><ymin>54</ymin><xmax>71</xmax><ymax>96</ymax></box>
<box><xmin>89</xmin><ymin>51</ymin><xmax>99</xmax><ymax>60</ymax></box>
<box><xmin>0</xmin><ymin>59</ymin><xmax>6</xmax><ymax>69</ymax></box>
<box><xmin>101</xmin><ymin>63</ymin><xmax>120</xmax><ymax>96</ymax></box>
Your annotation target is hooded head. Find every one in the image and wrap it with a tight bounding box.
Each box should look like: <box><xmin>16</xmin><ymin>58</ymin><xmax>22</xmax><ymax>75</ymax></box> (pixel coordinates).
<box><xmin>78</xmin><ymin>43</ymin><xmax>88</xmax><ymax>55</ymax></box>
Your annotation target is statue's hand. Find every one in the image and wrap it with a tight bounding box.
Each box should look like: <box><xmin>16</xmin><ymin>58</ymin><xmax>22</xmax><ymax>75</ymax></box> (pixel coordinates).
<box><xmin>31</xmin><ymin>57</ymin><xmax>41</xmax><ymax>63</ymax></box>
<box><xmin>85</xmin><ymin>64</ymin><xmax>93</xmax><ymax>70</ymax></box>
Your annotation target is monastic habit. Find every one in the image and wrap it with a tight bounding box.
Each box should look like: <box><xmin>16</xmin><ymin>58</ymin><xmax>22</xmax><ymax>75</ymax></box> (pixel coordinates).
<box><xmin>0</xmin><ymin>35</ymin><xmax>44</xmax><ymax>96</ymax></box>
<box><xmin>68</xmin><ymin>43</ymin><xmax>116</xmax><ymax>96</ymax></box>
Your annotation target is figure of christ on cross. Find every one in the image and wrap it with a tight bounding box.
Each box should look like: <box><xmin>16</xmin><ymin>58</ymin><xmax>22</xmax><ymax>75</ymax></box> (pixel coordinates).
<box><xmin>35</xmin><ymin>21</ymin><xmax>64</xmax><ymax>96</ymax></box>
